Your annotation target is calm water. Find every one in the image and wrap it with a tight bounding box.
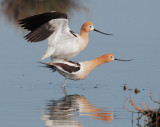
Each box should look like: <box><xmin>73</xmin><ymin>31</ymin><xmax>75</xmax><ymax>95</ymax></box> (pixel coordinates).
<box><xmin>0</xmin><ymin>0</ymin><xmax>160</xmax><ymax>127</ymax></box>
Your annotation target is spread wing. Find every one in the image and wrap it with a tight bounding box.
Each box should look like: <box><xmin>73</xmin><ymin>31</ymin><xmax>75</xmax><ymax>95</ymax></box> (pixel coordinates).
<box><xmin>19</xmin><ymin>11</ymin><xmax>68</xmax><ymax>42</ymax></box>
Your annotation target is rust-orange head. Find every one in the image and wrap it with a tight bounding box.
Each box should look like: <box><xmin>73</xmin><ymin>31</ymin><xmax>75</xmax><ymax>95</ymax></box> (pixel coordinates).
<box><xmin>100</xmin><ymin>54</ymin><xmax>132</xmax><ymax>63</ymax></box>
<box><xmin>81</xmin><ymin>21</ymin><xmax>94</xmax><ymax>32</ymax></box>
<box><xmin>101</xmin><ymin>54</ymin><xmax>115</xmax><ymax>63</ymax></box>
<box><xmin>81</xmin><ymin>21</ymin><xmax>113</xmax><ymax>35</ymax></box>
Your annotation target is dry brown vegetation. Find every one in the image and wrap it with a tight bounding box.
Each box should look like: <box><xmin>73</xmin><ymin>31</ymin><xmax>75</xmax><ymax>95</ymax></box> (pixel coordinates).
<box><xmin>127</xmin><ymin>92</ymin><xmax>160</xmax><ymax>127</ymax></box>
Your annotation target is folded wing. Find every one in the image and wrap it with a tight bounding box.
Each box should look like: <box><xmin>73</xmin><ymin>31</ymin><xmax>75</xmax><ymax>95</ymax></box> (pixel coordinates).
<box><xmin>41</xmin><ymin>61</ymin><xmax>81</xmax><ymax>74</ymax></box>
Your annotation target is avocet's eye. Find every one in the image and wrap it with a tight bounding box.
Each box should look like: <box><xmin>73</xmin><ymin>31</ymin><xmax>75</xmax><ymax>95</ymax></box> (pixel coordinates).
<box><xmin>89</xmin><ymin>25</ymin><xmax>92</xmax><ymax>28</ymax></box>
<box><xmin>110</xmin><ymin>56</ymin><xmax>113</xmax><ymax>58</ymax></box>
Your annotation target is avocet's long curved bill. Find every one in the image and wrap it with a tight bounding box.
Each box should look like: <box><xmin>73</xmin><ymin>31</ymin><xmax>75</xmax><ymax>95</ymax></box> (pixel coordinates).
<box><xmin>114</xmin><ymin>58</ymin><xmax>133</xmax><ymax>62</ymax></box>
<box><xmin>94</xmin><ymin>29</ymin><xmax>113</xmax><ymax>35</ymax></box>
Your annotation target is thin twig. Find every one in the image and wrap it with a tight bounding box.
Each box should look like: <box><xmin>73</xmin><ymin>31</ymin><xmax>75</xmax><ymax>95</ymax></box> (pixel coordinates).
<box><xmin>140</xmin><ymin>102</ymin><xmax>156</xmax><ymax>111</ymax></box>
<box><xmin>149</xmin><ymin>91</ymin><xmax>160</xmax><ymax>105</ymax></box>
<box><xmin>128</xmin><ymin>94</ymin><xmax>145</xmax><ymax>113</ymax></box>
<box><xmin>123</xmin><ymin>105</ymin><xmax>139</xmax><ymax>113</ymax></box>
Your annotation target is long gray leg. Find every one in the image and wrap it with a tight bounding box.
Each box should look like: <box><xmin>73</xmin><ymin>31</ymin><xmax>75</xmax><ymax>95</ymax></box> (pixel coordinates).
<box><xmin>62</xmin><ymin>78</ymin><xmax>68</xmax><ymax>88</ymax></box>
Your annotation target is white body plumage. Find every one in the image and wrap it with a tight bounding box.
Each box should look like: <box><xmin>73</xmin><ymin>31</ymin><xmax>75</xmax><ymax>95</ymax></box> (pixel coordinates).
<box><xmin>44</xmin><ymin>19</ymin><xmax>82</xmax><ymax>62</ymax></box>
<box><xmin>19</xmin><ymin>11</ymin><xmax>112</xmax><ymax>62</ymax></box>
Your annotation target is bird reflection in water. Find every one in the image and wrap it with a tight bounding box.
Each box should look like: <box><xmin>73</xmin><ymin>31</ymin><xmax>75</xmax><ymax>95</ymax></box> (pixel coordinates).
<box><xmin>41</xmin><ymin>88</ymin><xmax>113</xmax><ymax>127</ymax></box>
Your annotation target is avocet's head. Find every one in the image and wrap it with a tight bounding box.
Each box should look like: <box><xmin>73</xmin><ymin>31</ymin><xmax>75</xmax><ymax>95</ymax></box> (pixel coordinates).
<box><xmin>81</xmin><ymin>21</ymin><xmax>112</xmax><ymax>35</ymax></box>
<box><xmin>82</xmin><ymin>21</ymin><xmax>94</xmax><ymax>32</ymax></box>
<box><xmin>102</xmin><ymin>54</ymin><xmax>115</xmax><ymax>63</ymax></box>
<box><xmin>102</xmin><ymin>54</ymin><xmax>132</xmax><ymax>63</ymax></box>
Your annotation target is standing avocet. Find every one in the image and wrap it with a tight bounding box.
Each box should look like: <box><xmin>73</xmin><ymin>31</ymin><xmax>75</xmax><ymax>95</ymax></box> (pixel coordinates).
<box><xmin>19</xmin><ymin>11</ymin><xmax>112</xmax><ymax>62</ymax></box>
<box><xmin>41</xmin><ymin>54</ymin><xmax>132</xmax><ymax>87</ymax></box>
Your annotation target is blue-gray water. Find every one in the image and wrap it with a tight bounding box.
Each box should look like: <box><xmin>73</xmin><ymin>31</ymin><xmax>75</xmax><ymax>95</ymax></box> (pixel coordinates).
<box><xmin>0</xmin><ymin>0</ymin><xmax>160</xmax><ymax>127</ymax></box>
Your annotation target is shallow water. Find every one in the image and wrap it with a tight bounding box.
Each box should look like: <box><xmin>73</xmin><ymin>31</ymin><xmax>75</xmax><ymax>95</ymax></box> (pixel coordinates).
<box><xmin>0</xmin><ymin>0</ymin><xmax>160</xmax><ymax>127</ymax></box>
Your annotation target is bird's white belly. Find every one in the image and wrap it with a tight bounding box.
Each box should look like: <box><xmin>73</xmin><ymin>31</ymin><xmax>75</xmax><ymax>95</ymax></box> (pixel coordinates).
<box><xmin>49</xmin><ymin>34</ymin><xmax>81</xmax><ymax>60</ymax></box>
<box><xmin>52</xmin><ymin>42</ymin><xmax>79</xmax><ymax>58</ymax></box>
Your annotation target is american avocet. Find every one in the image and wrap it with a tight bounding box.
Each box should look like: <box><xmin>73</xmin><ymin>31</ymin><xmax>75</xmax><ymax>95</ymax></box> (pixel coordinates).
<box><xmin>40</xmin><ymin>54</ymin><xmax>131</xmax><ymax>87</ymax></box>
<box><xmin>19</xmin><ymin>11</ymin><xmax>112</xmax><ymax>62</ymax></box>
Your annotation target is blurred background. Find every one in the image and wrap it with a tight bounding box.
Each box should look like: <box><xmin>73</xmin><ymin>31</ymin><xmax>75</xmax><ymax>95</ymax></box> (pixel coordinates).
<box><xmin>0</xmin><ymin>0</ymin><xmax>88</xmax><ymax>28</ymax></box>
<box><xmin>0</xmin><ymin>0</ymin><xmax>160</xmax><ymax>127</ymax></box>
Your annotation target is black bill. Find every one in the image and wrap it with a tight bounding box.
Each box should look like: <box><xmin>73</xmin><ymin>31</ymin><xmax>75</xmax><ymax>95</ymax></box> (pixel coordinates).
<box><xmin>94</xmin><ymin>29</ymin><xmax>113</xmax><ymax>35</ymax></box>
<box><xmin>114</xmin><ymin>58</ymin><xmax>133</xmax><ymax>62</ymax></box>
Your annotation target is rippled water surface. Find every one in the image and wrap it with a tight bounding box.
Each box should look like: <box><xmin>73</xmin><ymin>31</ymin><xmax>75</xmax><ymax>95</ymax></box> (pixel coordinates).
<box><xmin>0</xmin><ymin>0</ymin><xmax>160</xmax><ymax>127</ymax></box>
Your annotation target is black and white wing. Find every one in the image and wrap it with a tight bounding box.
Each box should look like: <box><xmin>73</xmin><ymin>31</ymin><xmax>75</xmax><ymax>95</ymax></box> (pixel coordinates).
<box><xmin>19</xmin><ymin>11</ymin><xmax>68</xmax><ymax>42</ymax></box>
<box><xmin>41</xmin><ymin>61</ymin><xmax>81</xmax><ymax>74</ymax></box>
